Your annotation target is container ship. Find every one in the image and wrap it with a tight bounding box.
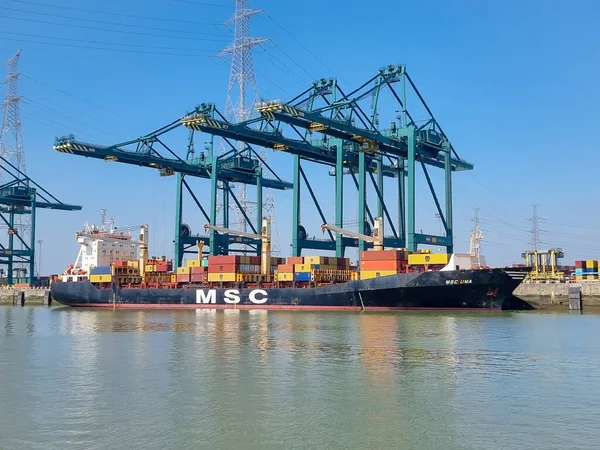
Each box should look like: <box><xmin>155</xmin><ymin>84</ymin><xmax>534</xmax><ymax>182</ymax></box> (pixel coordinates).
<box><xmin>50</xmin><ymin>213</ymin><xmax>533</xmax><ymax>311</ymax></box>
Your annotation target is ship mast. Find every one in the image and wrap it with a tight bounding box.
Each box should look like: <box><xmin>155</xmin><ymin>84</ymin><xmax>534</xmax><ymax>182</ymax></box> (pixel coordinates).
<box><xmin>469</xmin><ymin>208</ymin><xmax>483</xmax><ymax>266</ymax></box>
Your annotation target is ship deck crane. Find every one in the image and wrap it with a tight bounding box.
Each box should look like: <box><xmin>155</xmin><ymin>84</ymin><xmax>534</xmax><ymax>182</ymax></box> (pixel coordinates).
<box><xmin>321</xmin><ymin>217</ymin><xmax>384</xmax><ymax>252</ymax></box>
<box><xmin>204</xmin><ymin>217</ymin><xmax>272</xmax><ymax>283</ymax></box>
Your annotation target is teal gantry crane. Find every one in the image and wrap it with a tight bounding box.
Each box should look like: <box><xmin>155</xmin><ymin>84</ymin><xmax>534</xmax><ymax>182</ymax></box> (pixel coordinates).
<box><xmin>54</xmin><ymin>64</ymin><xmax>473</xmax><ymax>266</ymax></box>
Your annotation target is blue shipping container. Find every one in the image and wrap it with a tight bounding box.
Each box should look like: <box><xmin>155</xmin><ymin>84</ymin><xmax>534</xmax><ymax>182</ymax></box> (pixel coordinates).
<box><xmin>91</xmin><ymin>266</ymin><xmax>111</xmax><ymax>275</ymax></box>
<box><xmin>294</xmin><ymin>272</ymin><xmax>311</xmax><ymax>282</ymax></box>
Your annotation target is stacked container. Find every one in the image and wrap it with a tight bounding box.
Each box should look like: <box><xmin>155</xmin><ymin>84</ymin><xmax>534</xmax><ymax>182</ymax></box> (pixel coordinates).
<box><xmin>207</xmin><ymin>255</ymin><xmax>244</xmax><ymax>283</ymax></box>
<box><xmin>360</xmin><ymin>249</ymin><xmax>407</xmax><ymax>280</ymax></box>
<box><xmin>575</xmin><ymin>260</ymin><xmax>599</xmax><ymax>281</ymax></box>
<box><xmin>90</xmin><ymin>266</ymin><xmax>112</xmax><ymax>283</ymax></box>
<box><xmin>407</xmin><ymin>251</ymin><xmax>448</xmax><ymax>268</ymax></box>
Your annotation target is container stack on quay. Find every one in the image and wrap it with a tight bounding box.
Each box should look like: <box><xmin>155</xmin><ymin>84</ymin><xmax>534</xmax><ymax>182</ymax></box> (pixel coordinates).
<box><xmin>575</xmin><ymin>260</ymin><xmax>600</xmax><ymax>281</ymax></box>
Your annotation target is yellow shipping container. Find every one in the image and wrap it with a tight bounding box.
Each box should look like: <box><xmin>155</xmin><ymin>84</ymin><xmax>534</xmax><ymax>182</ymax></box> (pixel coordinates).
<box><xmin>177</xmin><ymin>266</ymin><xmax>191</xmax><ymax>275</ymax></box>
<box><xmin>171</xmin><ymin>274</ymin><xmax>177</xmax><ymax>283</ymax></box>
<box><xmin>145</xmin><ymin>265</ymin><xmax>155</xmax><ymax>273</ymax></box>
<box><xmin>351</xmin><ymin>271</ymin><xmax>359</xmax><ymax>281</ymax></box>
<box><xmin>360</xmin><ymin>270</ymin><xmax>397</xmax><ymax>280</ymax></box>
<box><xmin>304</xmin><ymin>256</ymin><xmax>327</xmax><ymax>265</ymax></box>
<box><xmin>240</xmin><ymin>255</ymin><xmax>251</xmax><ymax>264</ymax></box>
<box><xmin>187</xmin><ymin>259</ymin><xmax>201</xmax><ymax>268</ymax></box>
<box><xmin>127</xmin><ymin>260</ymin><xmax>139</xmax><ymax>268</ymax></box>
<box><xmin>207</xmin><ymin>273</ymin><xmax>241</xmax><ymax>283</ymax></box>
<box><xmin>408</xmin><ymin>253</ymin><xmax>449</xmax><ymax>265</ymax></box>
<box><xmin>90</xmin><ymin>274</ymin><xmax>112</xmax><ymax>283</ymax></box>
<box><xmin>276</xmin><ymin>272</ymin><xmax>294</xmax><ymax>282</ymax></box>
<box><xmin>294</xmin><ymin>263</ymin><xmax>320</xmax><ymax>272</ymax></box>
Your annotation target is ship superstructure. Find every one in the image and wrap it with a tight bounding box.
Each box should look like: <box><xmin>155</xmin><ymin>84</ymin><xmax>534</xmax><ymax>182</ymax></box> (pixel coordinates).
<box><xmin>61</xmin><ymin>209</ymin><xmax>142</xmax><ymax>282</ymax></box>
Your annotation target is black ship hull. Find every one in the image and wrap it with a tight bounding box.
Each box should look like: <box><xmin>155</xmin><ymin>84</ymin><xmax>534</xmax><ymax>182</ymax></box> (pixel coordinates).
<box><xmin>50</xmin><ymin>267</ymin><xmax>533</xmax><ymax>311</ymax></box>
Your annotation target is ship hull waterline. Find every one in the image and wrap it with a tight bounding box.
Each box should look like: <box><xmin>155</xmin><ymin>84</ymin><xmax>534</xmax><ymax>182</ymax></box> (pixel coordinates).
<box><xmin>50</xmin><ymin>268</ymin><xmax>534</xmax><ymax>311</ymax></box>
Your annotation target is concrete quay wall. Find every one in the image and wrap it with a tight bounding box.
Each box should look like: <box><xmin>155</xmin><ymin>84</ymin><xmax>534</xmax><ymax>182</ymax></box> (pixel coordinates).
<box><xmin>0</xmin><ymin>288</ymin><xmax>50</xmax><ymax>305</ymax></box>
<box><xmin>514</xmin><ymin>282</ymin><xmax>600</xmax><ymax>307</ymax></box>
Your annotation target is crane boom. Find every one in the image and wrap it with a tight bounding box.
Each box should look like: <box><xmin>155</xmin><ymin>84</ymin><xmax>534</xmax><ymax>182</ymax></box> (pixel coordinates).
<box><xmin>321</xmin><ymin>217</ymin><xmax>384</xmax><ymax>251</ymax></box>
<box><xmin>204</xmin><ymin>217</ymin><xmax>272</xmax><ymax>282</ymax></box>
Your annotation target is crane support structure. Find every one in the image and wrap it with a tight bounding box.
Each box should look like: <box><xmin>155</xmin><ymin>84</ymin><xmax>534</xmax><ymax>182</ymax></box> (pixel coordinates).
<box><xmin>204</xmin><ymin>216</ymin><xmax>271</xmax><ymax>282</ymax></box>
<box><xmin>53</xmin><ymin>63</ymin><xmax>472</xmax><ymax>266</ymax></box>
<box><xmin>321</xmin><ymin>217</ymin><xmax>384</xmax><ymax>251</ymax></box>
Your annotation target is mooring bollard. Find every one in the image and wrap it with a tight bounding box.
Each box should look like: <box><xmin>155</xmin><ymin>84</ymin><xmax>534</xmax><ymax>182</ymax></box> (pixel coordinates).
<box><xmin>20</xmin><ymin>291</ymin><xmax>25</xmax><ymax>307</ymax></box>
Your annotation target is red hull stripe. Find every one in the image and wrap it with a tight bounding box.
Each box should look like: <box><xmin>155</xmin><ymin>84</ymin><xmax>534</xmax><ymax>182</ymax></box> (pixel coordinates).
<box><xmin>68</xmin><ymin>303</ymin><xmax>500</xmax><ymax>311</ymax></box>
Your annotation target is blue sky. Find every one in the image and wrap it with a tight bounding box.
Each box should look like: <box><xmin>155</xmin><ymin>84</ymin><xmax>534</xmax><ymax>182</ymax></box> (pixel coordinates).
<box><xmin>1</xmin><ymin>0</ymin><xmax>599</xmax><ymax>274</ymax></box>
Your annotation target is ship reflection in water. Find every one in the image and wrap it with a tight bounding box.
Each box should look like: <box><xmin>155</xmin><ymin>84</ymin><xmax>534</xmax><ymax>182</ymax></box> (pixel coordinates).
<box><xmin>2</xmin><ymin>306</ymin><xmax>600</xmax><ymax>449</ymax></box>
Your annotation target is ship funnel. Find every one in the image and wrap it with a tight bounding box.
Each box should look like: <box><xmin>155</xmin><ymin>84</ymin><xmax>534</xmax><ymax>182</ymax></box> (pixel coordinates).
<box><xmin>139</xmin><ymin>225</ymin><xmax>148</xmax><ymax>278</ymax></box>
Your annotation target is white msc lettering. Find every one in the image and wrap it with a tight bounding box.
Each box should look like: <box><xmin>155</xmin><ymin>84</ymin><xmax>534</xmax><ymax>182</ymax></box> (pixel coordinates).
<box><xmin>224</xmin><ymin>289</ymin><xmax>241</xmax><ymax>304</ymax></box>
<box><xmin>196</xmin><ymin>289</ymin><xmax>216</xmax><ymax>304</ymax></box>
<box><xmin>249</xmin><ymin>289</ymin><xmax>268</xmax><ymax>304</ymax></box>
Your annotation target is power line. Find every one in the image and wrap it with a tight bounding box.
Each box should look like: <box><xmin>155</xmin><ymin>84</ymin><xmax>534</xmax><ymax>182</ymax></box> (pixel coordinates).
<box><xmin>9</xmin><ymin>0</ymin><xmax>220</xmax><ymax>26</ymax></box>
<box><xmin>0</xmin><ymin>31</ymin><xmax>218</xmax><ymax>54</ymax></box>
<box><xmin>21</xmin><ymin>74</ymin><xmax>138</xmax><ymax>123</ymax></box>
<box><xmin>173</xmin><ymin>0</ymin><xmax>231</xmax><ymax>7</ymax></box>
<box><xmin>0</xmin><ymin>13</ymin><xmax>227</xmax><ymax>42</ymax></box>
<box><xmin>262</xmin><ymin>11</ymin><xmax>342</xmax><ymax>83</ymax></box>
<box><xmin>0</xmin><ymin>6</ymin><xmax>227</xmax><ymax>38</ymax></box>
<box><xmin>0</xmin><ymin>36</ymin><xmax>216</xmax><ymax>57</ymax></box>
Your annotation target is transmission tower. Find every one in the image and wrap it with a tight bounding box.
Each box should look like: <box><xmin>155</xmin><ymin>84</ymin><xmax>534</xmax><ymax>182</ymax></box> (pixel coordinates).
<box><xmin>0</xmin><ymin>50</ymin><xmax>81</xmax><ymax>285</ymax></box>
<box><xmin>469</xmin><ymin>208</ymin><xmax>484</xmax><ymax>265</ymax></box>
<box><xmin>0</xmin><ymin>50</ymin><xmax>29</xmax><ymax>271</ymax></box>
<box><xmin>528</xmin><ymin>204</ymin><xmax>544</xmax><ymax>251</ymax></box>
<box><xmin>218</xmin><ymin>0</ymin><xmax>279</xmax><ymax>254</ymax></box>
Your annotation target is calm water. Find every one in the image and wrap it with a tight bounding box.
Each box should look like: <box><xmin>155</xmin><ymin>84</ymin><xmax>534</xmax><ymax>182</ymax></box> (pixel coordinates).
<box><xmin>1</xmin><ymin>306</ymin><xmax>599</xmax><ymax>449</ymax></box>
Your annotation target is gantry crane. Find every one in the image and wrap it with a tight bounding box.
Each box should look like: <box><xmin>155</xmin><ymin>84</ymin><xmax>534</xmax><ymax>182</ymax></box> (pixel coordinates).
<box><xmin>321</xmin><ymin>217</ymin><xmax>384</xmax><ymax>251</ymax></box>
<box><xmin>204</xmin><ymin>216</ymin><xmax>272</xmax><ymax>282</ymax></box>
<box><xmin>54</xmin><ymin>64</ymin><xmax>473</xmax><ymax>266</ymax></box>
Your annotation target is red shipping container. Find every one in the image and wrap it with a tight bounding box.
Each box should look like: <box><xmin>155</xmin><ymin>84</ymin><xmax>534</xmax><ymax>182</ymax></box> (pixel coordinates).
<box><xmin>360</xmin><ymin>250</ymin><xmax>407</xmax><ymax>262</ymax></box>
<box><xmin>208</xmin><ymin>255</ymin><xmax>240</xmax><ymax>265</ymax></box>
<box><xmin>191</xmin><ymin>266</ymin><xmax>207</xmax><ymax>274</ymax></box>
<box><xmin>177</xmin><ymin>274</ymin><xmax>190</xmax><ymax>283</ymax></box>
<box><xmin>190</xmin><ymin>273</ymin><xmax>206</xmax><ymax>283</ymax></box>
<box><xmin>575</xmin><ymin>260</ymin><xmax>583</xmax><ymax>268</ymax></box>
<box><xmin>277</xmin><ymin>264</ymin><xmax>294</xmax><ymax>272</ymax></box>
<box><xmin>112</xmin><ymin>261</ymin><xmax>128</xmax><ymax>267</ymax></box>
<box><xmin>287</xmin><ymin>256</ymin><xmax>303</xmax><ymax>265</ymax></box>
<box><xmin>208</xmin><ymin>263</ymin><xmax>238</xmax><ymax>273</ymax></box>
<box><xmin>360</xmin><ymin>260</ymin><xmax>403</xmax><ymax>271</ymax></box>
<box><xmin>249</xmin><ymin>256</ymin><xmax>261</xmax><ymax>265</ymax></box>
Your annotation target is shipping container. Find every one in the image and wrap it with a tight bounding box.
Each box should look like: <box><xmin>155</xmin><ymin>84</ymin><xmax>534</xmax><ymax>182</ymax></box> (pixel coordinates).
<box><xmin>90</xmin><ymin>266</ymin><xmax>111</xmax><ymax>275</ymax></box>
<box><xmin>208</xmin><ymin>255</ymin><xmax>240</xmax><ymax>265</ymax></box>
<box><xmin>294</xmin><ymin>263</ymin><xmax>320</xmax><ymax>273</ymax></box>
<box><xmin>360</xmin><ymin>270</ymin><xmax>397</xmax><ymax>280</ymax></box>
<box><xmin>190</xmin><ymin>273</ymin><xmax>207</xmax><ymax>283</ymax></box>
<box><xmin>360</xmin><ymin>260</ymin><xmax>403</xmax><ymax>271</ymax></box>
<box><xmin>201</xmin><ymin>258</ymin><xmax>209</xmax><ymax>267</ymax></box>
<box><xmin>276</xmin><ymin>272</ymin><xmax>294</xmax><ymax>282</ymax></box>
<box><xmin>145</xmin><ymin>264</ymin><xmax>155</xmax><ymax>273</ymax></box>
<box><xmin>360</xmin><ymin>249</ymin><xmax>407</xmax><ymax>262</ymax></box>
<box><xmin>90</xmin><ymin>274</ymin><xmax>112</xmax><ymax>283</ymax></box>
<box><xmin>287</xmin><ymin>256</ymin><xmax>303</xmax><ymax>265</ymax></box>
<box><xmin>207</xmin><ymin>273</ymin><xmax>241</xmax><ymax>283</ymax></box>
<box><xmin>304</xmin><ymin>256</ymin><xmax>329</xmax><ymax>265</ymax></box>
<box><xmin>277</xmin><ymin>264</ymin><xmax>295</xmax><ymax>273</ymax></box>
<box><xmin>191</xmin><ymin>266</ymin><xmax>207</xmax><ymax>274</ymax></box>
<box><xmin>177</xmin><ymin>266</ymin><xmax>191</xmax><ymax>275</ymax></box>
<box><xmin>177</xmin><ymin>274</ymin><xmax>190</xmax><ymax>283</ymax></box>
<box><xmin>187</xmin><ymin>259</ymin><xmax>201</xmax><ymax>268</ymax></box>
<box><xmin>575</xmin><ymin>260</ymin><xmax>584</xmax><ymax>268</ymax></box>
<box><xmin>294</xmin><ymin>272</ymin><xmax>311</xmax><ymax>282</ymax></box>
<box><xmin>407</xmin><ymin>253</ymin><xmax>449</xmax><ymax>265</ymax></box>
<box><xmin>208</xmin><ymin>263</ymin><xmax>238</xmax><ymax>273</ymax></box>
<box><xmin>127</xmin><ymin>261</ymin><xmax>139</xmax><ymax>269</ymax></box>
<box><xmin>171</xmin><ymin>274</ymin><xmax>177</xmax><ymax>283</ymax></box>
